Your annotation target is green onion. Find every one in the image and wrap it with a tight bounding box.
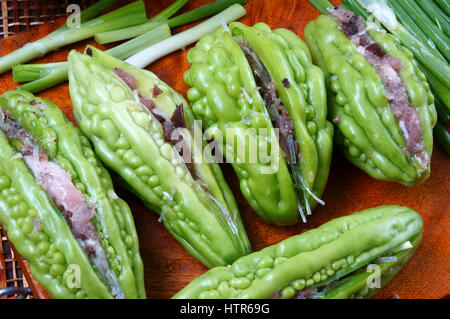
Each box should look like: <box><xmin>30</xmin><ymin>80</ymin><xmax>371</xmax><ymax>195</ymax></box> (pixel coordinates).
<box><xmin>168</xmin><ymin>0</ymin><xmax>247</xmax><ymax>28</ymax></box>
<box><xmin>13</xmin><ymin>3</ymin><xmax>246</xmax><ymax>93</ymax></box>
<box><xmin>94</xmin><ymin>19</ymin><xmax>168</xmax><ymax>45</ymax></box>
<box><xmin>434</xmin><ymin>122</ymin><xmax>450</xmax><ymax>156</ymax></box>
<box><xmin>14</xmin><ymin>64</ymin><xmax>69</xmax><ymax>94</ymax></box>
<box><xmin>125</xmin><ymin>4</ymin><xmax>247</xmax><ymax>69</ymax></box>
<box><xmin>94</xmin><ymin>0</ymin><xmax>187</xmax><ymax>44</ymax></box>
<box><xmin>419</xmin><ymin>64</ymin><xmax>450</xmax><ymax>110</ymax></box>
<box><xmin>13</xmin><ymin>62</ymin><xmax>65</xmax><ymax>83</ymax></box>
<box><xmin>396</xmin><ymin>0</ymin><xmax>450</xmax><ymax>62</ymax></box>
<box><xmin>435</xmin><ymin>97</ymin><xmax>450</xmax><ymax>125</ymax></box>
<box><xmin>77</xmin><ymin>0</ymin><xmax>117</xmax><ymax>23</ymax></box>
<box><xmin>53</xmin><ymin>0</ymin><xmax>117</xmax><ymax>33</ymax></box>
<box><xmin>0</xmin><ymin>0</ymin><xmax>147</xmax><ymax>74</ymax></box>
<box><xmin>384</xmin><ymin>0</ymin><xmax>446</xmax><ymax>61</ymax></box>
<box><xmin>307</xmin><ymin>0</ymin><xmax>334</xmax><ymax>15</ymax></box>
<box><xmin>415</xmin><ymin>0</ymin><xmax>450</xmax><ymax>36</ymax></box>
<box><xmin>341</xmin><ymin>0</ymin><xmax>370</xmax><ymax>18</ymax></box>
<box><xmin>95</xmin><ymin>0</ymin><xmax>247</xmax><ymax>44</ymax></box>
<box><xmin>106</xmin><ymin>24</ymin><xmax>171</xmax><ymax>60</ymax></box>
<box><xmin>13</xmin><ymin>24</ymin><xmax>171</xmax><ymax>93</ymax></box>
<box><xmin>434</xmin><ymin>0</ymin><xmax>450</xmax><ymax>16</ymax></box>
<box><xmin>152</xmin><ymin>0</ymin><xmax>189</xmax><ymax>21</ymax></box>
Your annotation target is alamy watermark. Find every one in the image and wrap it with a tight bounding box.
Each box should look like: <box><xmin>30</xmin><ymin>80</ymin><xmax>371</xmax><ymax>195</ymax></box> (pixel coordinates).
<box><xmin>66</xmin><ymin>4</ymin><xmax>81</xmax><ymax>29</ymax></box>
<box><xmin>167</xmin><ymin>120</ymin><xmax>282</xmax><ymax>174</ymax></box>
<box><xmin>366</xmin><ymin>264</ymin><xmax>381</xmax><ymax>289</ymax></box>
<box><xmin>66</xmin><ymin>264</ymin><xmax>81</xmax><ymax>289</ymax></box>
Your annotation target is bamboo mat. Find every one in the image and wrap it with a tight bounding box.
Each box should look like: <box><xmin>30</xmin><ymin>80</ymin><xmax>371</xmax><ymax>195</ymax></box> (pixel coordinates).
<box><xmin>0</xmin><ymin>0</ymin><xmax>95</xmax><ymax>38</ymax></box>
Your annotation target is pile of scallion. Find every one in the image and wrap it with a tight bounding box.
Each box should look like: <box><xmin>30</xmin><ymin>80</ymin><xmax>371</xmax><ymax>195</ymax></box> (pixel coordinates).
<box><xmin>308</xmin><ymin>0</ymin><xmax>450</xmax><ymax>156</ymax></box>
<box><xmin>5</xmin><ymin>0</ymin><xmax>247</xmax><ymax>93</ymax></box>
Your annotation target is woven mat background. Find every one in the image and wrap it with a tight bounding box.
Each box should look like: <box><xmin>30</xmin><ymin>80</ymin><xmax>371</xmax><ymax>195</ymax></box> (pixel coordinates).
<box><xmin>0</xmin><ymin>0</ymin><xmax>95</xmax><ymax>38</ymax></box>
<box><xmin>0</xmin><ymin>0</ymin><xmax>101</xmax><ymax>298</ymax></box>
<box><xmin>0</xmin><ymin>226</ymin><xmax>32</xmax><ymax>298</ymax></box>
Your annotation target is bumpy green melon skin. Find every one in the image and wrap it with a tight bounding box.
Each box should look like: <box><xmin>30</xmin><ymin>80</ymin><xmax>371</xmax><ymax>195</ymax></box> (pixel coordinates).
<box><xmin>68</xmin><ymin>49</ymin><xmax>251</xmax><ymax>268</ymax></box>
<box><xmin>174</xmin><ymin>205</ymin><xmax>422</xmax><ymax>299</ymax></box>
<box><xmin>184</xmin><ymin>23</ymin><xmax>333</xmax><ymax>225</ymax></box>
<box><xmin>0</xmin><ymin>90</ymin><xmax>146</xmax><ymax>298</ymax></box>
<box><xmin>305</xmin><ymin>15</ymin><xmax>436</xmax><ymax>187</ymax></box>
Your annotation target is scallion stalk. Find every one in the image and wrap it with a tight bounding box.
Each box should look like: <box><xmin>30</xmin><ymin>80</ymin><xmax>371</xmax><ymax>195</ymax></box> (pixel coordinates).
<box><xmin>0</xmin><ymin>0</ymin><xmax>147</xmax><ymax>74</ymax></box>
<box><xmin>434</xmin><ymin>0</ymin><xmax>450</xmax><ymax>17</ymax></box>
<box><xmin>342</xmin><ymin>0</ymin><xmax>370</xmax><ymax>18</ymax></box>
<box><xmin>14</xmin><ymin>65</ymin><xmax>69</xmax><ymax>94</ymax></box>
<box><xmin>12</xmin><ymin>62</ymin><xmax>65</xmax><ymax>83</ymax></box>
<box><xmin>125</xmin><ymin>4</ymin><xmax>246</xmax><ymax>69</ymax></box>
<box><xmin>106</xmin><ymin>24</ymin><xmax>171</xmax><ymax>60</ymax></box>
<box><xmin>419</xmin><ymin>64</ymin><xmax>450</xmax><ymax>110</ymax></box>
<box><xmin>415</xmin><ymin>0</ymin><xmax>450</xmax><ymax>36</ymax></box>
<box><xmin>94</xmin><ymin>0</ymin><xmax>187</xmax><ymax>44</ymax></box>
<box><xmin>434</xmin><ymin>122</ymin><xmax>450</xmax><ymax>156</ymax></box>
<box><xmin>13</xmin><ymin>3</ymin><xmax>246</xmax><ymax>93</ymax></box>
<box><xmin>384</xmin><ymin>0</ymin><xmax>445</xmax><ymax>61</ymax></box>
<box><xmin>13</xmin><ymin>24</ymin><xmax>171</xmax><ymax>93</ymax></box>
<box><xmin>168</xmin><ymin>0</ymin><xmax>247</xmax><ymax>28</ymax></box>
<box><xmin>435</xmin><ymin>97</ymin><xmax>450</xmax><ymax>125</ymax></box>
<box><xmin>152</xmin><ymin>0</ymin><xmax>189</xmax><ymax>21</ymax></box>
<box><xmin>95</xmin><ymin>0</ymin><xmax>246</xmax><ymax>44</ymax></box>
<box><xmin>52</xmin><ymin>0</ymin><xmax>117</xmax><ymax>34</ymax></box>
<box><xmin>307</xmin><ymin>0</ymin><xmax>334</xmax><ymax>15</ymax></box>
<box><xmin>396</xmin><ymin>0</ymin><xmax>450</xmax><ymax>62</ymax></box>
<box><xmin>77</xmin><ymin>0</ymin><xmax>117</xmax><ymax>23</ymax></box>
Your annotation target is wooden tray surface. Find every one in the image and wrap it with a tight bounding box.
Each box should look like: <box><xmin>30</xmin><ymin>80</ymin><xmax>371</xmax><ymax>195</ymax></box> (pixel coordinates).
<box><xmin>0</xmin><ymin>0</ymin><xmax>448</xmax><ymax>299</ymax></box>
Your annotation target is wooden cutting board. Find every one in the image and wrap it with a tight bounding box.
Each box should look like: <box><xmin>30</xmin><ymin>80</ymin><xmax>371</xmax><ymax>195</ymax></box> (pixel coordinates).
<box><xmin>0</xmin><ymin>0</ymin><xmax>448</xmax><ymax>299</ymax></box>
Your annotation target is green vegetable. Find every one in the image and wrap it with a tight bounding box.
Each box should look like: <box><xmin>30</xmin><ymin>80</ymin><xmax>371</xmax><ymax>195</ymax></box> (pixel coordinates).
<box><xmin>174</xmin><ymin>205</ymin><xmax>422</xmax><ymax>299</ymax></box>
<box><xmin>13</xmin><ymin>3</ymin><xmax>246</xmax><ymax>94</ymax></box>
<box><xmin>395</xmin><ymin>0</ymin><xmax>449</xmax><ymax>62</ymax></box>
<box><xmin>435</xmin><ymin>0</ymin><xmax>450</xmax><ymax>16</ymax></box>
<box><xmin>0</xmin><ymin>0</ymin><xmax>147</xmax><ymax>74</ymax></box>
<box><xmin>125</xmin><ymin>4</ymin><xmax>247</xmax><ymax>68</ymax></box>
<box><xmin>72</xmin><ymin>0</ymin><xmax>117</xmax><ymax>24</ymax></box>
<box><xmin>184</xmin><ymin>23</ymin><xmax>333</xmax><ymax>224</ymax></box>
<box><xmin>103</xmin><ymin>24</ymin><xmax>172</xmax><ymax>60</ymax></box>
<box><xmin>94</xmin><ymin>0</ymin><xmax>187</xmax><ymax>44</ymax></box>
<box><xmin>435</xmin><ymin>97</ymin><xmax>450</xmax><ymax>125</ymax></box>
<box><xmin>307</xmin><ymin>0</ymin><xmax>334</xmax><ymax>15</ymax></box>
<box><xmin>415</xmin><ymin>0</ymin><xmax>450</xmax><ymax>36</ymax></box>
<box><xmin>168</xmin><ymin>0</ymin><xmax>248</xmax><ymax>28</ymax></box>
<box><xmin>68</xmin><ymin>48</ymin><xmax>251</xmax><ymax>268</ymax></box>
<box><xmin>434</xmin><ymin>122</ymin><xmax>450</xmax><ymax>156</ymax></box>
<box><xmin>95</xmin><ymin>0</ymin><xmax>247</xmax><ymax>44</ymax></box>
<box><xmin>12</xmin><ymin>24</ymin><xmax>170</xmax><ymax>94</ymax></box>
<box><xmin>305</xmin><ymin>13</ymin><xmax>436</xmax><ymax>186</ymax></box>
<box><xmin>0</xmin><ymin>90</ymin><xmax>145</xmax><ymax>299</ymax></box>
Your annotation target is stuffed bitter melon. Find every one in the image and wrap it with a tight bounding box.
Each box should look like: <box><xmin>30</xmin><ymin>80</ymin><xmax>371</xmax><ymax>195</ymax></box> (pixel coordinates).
<box><xmin>174</xmin><ymin>205</ymin><xmax>422</xmax><ymax>299</ymax></box>
<box><xmin>0</xmin><ymin>90</ymin><xmax>145</xmax><ymax>299</ymax></box>
<box><xmin>184</xmin><ymin>22</ymin><xmax>334</xmax><ymax>225</ymax></box>
<box><xmin>68</xmin><ymin>48</ymin><xmax>251</xmax><ymax>268</ymax></box>
<box><xmin>305</xmin><ymin>7</ymin><xmax>437</xmax><ymax>186</ymax></box>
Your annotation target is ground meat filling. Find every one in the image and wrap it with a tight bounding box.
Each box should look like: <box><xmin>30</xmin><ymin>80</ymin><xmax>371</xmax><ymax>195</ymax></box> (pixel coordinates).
<box><xmin>114</xmin><ymin>69</ymin><xmax>198</xmax><ymax>180</ymax></box>
<box><xmin>113</xmin><ymin>68</ymin><xmax>137</xmax><ymax>90</ymax></box>
<box><xmin>0</xmin><ymin>110</ymin><xmax>123</xmax><ymax>298</ymax></box>
<box><xmin>329</xmin><ymin>7</ymin><xmax>428</xmax><ymax>167</ymax></box>
<box><xmin>238</xmin><ymin>41</ymin><xmax>299</xmax><ymax>164</ymax></box>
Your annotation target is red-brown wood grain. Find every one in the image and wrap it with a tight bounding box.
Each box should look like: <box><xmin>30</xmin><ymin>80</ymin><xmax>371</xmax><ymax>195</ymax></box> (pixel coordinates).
<box><xmin>0</xmin><ymin>0</ymin><xmax>448</xmax><ymax>299</ymax></box>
